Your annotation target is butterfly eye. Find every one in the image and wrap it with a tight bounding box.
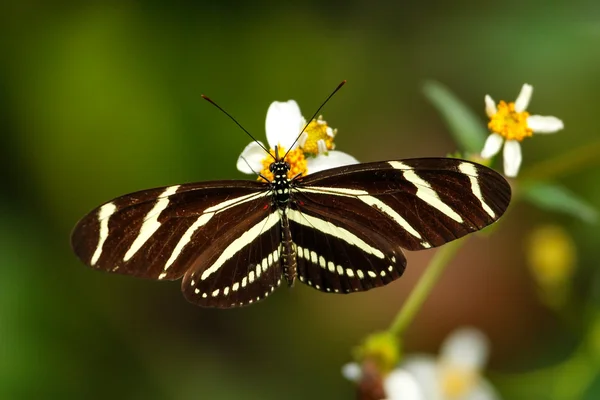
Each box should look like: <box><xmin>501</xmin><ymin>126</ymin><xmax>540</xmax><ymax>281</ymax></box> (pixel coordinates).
<box><xmin>269</xmin><ymin>163</ymin><xmax>275</xmax><ymax>172</ymax></box>
<box><xmin>285</xmin><ymin>162</ymin><xmax>291</xmax><ymax>170</ymax></box>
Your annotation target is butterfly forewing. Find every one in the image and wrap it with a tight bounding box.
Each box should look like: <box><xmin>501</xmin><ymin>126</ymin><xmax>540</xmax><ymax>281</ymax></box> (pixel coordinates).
<box><xmin>71</xmin><ymin>181</ymin><xmax>270</xmax><ymax>281</ymax></box>
<box><xmin>295</xmin><ymin>158</ymin><xmax>510</xmax><ymax>249</ymax></box>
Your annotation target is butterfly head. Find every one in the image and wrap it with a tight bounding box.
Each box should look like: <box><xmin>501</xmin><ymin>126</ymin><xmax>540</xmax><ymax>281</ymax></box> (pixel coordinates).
<box><xmin>269</xmin><ymin>160</ymin><xmax>291</xmax><ymax>181</ymax></box>
<box><xmin>270</xmin><ymin>145</ymin><xmax>291</xmax><ymax>183</ymax></box>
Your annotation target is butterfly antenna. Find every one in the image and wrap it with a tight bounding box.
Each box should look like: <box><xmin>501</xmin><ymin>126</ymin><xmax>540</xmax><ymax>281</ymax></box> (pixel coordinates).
<box><xmin>239</xmin><ymin>154</ymin><xmax>271</xmax><ymax>182</ymax></box>
<box><xmin>202</xmin><ymin>94</ymin><xmax>274</xmax><ymax>160</ymax></box>
<box><xmin>283</xmin><ymin>80</ymin><xmax>347</xmax><ymax>159</ymax></box>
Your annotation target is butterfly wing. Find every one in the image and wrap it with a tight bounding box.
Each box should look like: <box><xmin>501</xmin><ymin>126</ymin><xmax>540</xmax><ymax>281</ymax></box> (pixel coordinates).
<box><xmin>71</xmin><ymin>181</ymin><xmax>273</xmax><ymax>281</ymax></box>
<box><xmin>290</xmin><ymin>158</ymin><xmax>510</xmax><ymax>293</ymax></box>
<box><xmin>181</xmin><ymin>209</ymin><xmax>283</xmax><ymax>308</ymax></box>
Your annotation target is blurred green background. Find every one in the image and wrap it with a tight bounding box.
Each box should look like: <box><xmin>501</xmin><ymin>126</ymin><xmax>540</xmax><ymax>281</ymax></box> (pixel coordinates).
<box><xmin>1</xmin><ymin>1</ymin><xmax>599</xmax><ymax>399</ymax></box>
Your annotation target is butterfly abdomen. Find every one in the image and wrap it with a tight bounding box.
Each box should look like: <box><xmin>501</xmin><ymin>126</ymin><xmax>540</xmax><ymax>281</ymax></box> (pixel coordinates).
<box><xmin>280</xmin><ymin>210</ymin><xmax>297</xmax><ymax>287</ymax></box>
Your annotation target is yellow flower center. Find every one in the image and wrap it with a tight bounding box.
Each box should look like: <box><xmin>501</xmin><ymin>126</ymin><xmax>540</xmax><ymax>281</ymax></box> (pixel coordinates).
<box><xmin>488</xmin><ymin>100</ymin><xmax>533</xmax><ymax>141</ymax></box>
<box><xmin>258</xmin><ymin>146</ymin><xmax>307</xmax><ymax>182</ymax></box>
<box><xmin>301</xmin><ymin>116</ymin><xmax>336</xmax><ymax>155</ymax></box>
<box><xmin>440</xmin><ymin>365</ymin><xmax>478</xmax><ymax>399</ymax></box>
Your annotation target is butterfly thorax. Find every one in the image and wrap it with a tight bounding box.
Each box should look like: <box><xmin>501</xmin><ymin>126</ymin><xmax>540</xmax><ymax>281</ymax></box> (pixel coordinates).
<box><xmin>269</xmin><ymin>160</ymin><xmax>292</xmax><ymax>207</ymax></box>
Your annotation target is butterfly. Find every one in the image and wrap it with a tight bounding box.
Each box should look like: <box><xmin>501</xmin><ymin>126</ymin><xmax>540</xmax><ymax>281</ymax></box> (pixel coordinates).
<box><xmin>71</xmin><ymin>83</ymin><xmax>511</xmax><ymax>308</ymax></box>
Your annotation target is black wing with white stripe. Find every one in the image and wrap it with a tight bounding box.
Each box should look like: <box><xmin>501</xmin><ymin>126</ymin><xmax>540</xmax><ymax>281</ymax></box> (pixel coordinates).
<box><xmin>295</xmin><ymin>158</ymin><xmax>509</xmax><ymax>250</ymax></box>
<box><xmin>288</xmin><ymin>205</ymin><xmax>406</xmax><ymax>294</ymax></box>
<box><xmin>71</xmin><ymin>181</ymin><xmax>271</xmax><ymax>281</ymax></box>
<box><xmin>288</xmin><ymin>158</ymin><xmax>510</xmax><ymax>294</ymax></box>
<box><xmin>181</xmin><ymin>210</ymin><xmax>283</xmax><ymax>308</ymax></box>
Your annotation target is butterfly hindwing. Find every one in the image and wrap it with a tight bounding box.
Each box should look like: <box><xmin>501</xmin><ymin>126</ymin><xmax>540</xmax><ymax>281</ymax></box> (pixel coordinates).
<box><xmin>182</xmin><ymin>210</ymin><xmax>283</xmax><ymax>308</ymax></box>
<box><xmin>287</xmin><ymin>203</ymin><xmax>406</xmax><ymax>294</ymax></box>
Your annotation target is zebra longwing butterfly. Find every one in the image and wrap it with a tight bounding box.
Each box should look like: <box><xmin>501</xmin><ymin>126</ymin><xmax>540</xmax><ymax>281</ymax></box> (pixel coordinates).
<box><xmin>71</xmin><ymin>156</ymin><xmax>510</xmax><ymax>308</ymax></box>
<box><xmin>71</xmin><ymin>89</ymin><xmax>511</xmax><ymax>309</ymax></box>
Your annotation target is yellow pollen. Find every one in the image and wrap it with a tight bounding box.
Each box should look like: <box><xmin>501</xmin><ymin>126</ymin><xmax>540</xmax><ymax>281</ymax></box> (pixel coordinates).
<box><xmin>440</xmin><ymin>366</ymin><xmax>478</xmax><ymax>398</ymax></box>
<box><xmin>488</xmin><ymin>100</ymin><xmax>533</xmax><ymax>141</ymax></box>
<box><xmin>301</xmin><ymin>116</ymin><xmax>336</xmax><ymax>155</ymax></box>
<box><xmin>258</xmin><ymin>146</ymin><xmax>307</xmax><ymax>182</ymax></box>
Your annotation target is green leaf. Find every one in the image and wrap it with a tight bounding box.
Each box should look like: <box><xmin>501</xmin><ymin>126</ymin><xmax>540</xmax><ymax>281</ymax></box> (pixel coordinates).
<box><xmin>521</xmin><ymin>181</ymin><xmax>598</xmax><ymax>224</ymax></box>
<box><xmin>422</xmin><ymin>80</ymin><xmax>488</xmax><ymax>154</ymax></box>
<box><xmin>583</xmin><ymin>370</ymin><xmax>600</xmax><ymax>400</ymax></box>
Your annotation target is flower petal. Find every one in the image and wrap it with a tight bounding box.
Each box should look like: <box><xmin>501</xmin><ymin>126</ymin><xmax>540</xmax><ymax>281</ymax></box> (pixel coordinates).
<box><xmin>465</xmin><ymin>380</ymin><xmax>501</xmax><ymax>400</ymax></box>
<box><xmin>384</xmin><ymin>368</ymin><xmax>425</xmax><ymax>400</ymax></box>
<box><xmin>236</xmin><ymin>141</ymin><xmax>267</xmax><ymax>174</ymax></box>
<box><xmin>401</xmin><ymin>356</ymin><xmax>441</xmax><ymax>400</ymax></box>
<box><xmin>341</xmin><ymin>362</ymin><xmax>362</xmax><ymax>382</ymax></box>
<box><xmin>527</xmin><ymin>115</ymin><xmax>564</xmax><ymax>133</ymax></box>
<box><xmin>503</xmin><ymin>140</ymin><xmax>522</xmax><ymax>178</ymax></box>
<box><xmin>306</xmin><ymin>150</ymin><xmax>359</xmax><ymax>174</ymax></box>
<box><xmin>514</xmin><ymin>83</ymin><xmax>533</xmax><ymax>113</ymax></box>
<box><xmin>297</xmin><ymin>132</ymin><xmax>309</xmax><ymax>148</ymax></box>
<box><xmin>265</xmin><ymin>100</ymin><xmax>305</xmax><ymax>150</ymax></box>
<box><xmin>440</xmin><ymin>328</ymin><xmax>489</xmax><ymax>371</ymax></box>
<box><xmin>317</xmin><ymin>139</ymin><xmax>328</xmax><ymax>154</ymax></box>
<box><xmin>484</xmin><ymin>95</ymin><xmax>497</xmax><ymax>117</ymax></box>
<box><xmin>480</xmin><ymin>133</ymin><xmax>504</xmax><ymax>158</ymax></box>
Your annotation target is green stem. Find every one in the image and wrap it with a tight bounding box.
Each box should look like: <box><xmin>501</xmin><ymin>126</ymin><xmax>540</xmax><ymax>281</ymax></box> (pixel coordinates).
<box><xmin>387</xmin><ymin>239</ymin><xmax>465</xmax><ymax>337</ymax></box>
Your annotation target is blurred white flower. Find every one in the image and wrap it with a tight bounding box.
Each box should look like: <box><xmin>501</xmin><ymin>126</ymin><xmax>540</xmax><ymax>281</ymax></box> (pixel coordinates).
<box><xmin>343</xmin><ymin>328</ymin><xmax>500</xmax><ymax>400</ymax></box>
<box><xmin>236</xmin><ymin>100</ymin><xmax>358</xmax><ymax>181</ymax></box>
<box><xmin>342</xmin><ymin>361</ymin><xmax>424</xmax><ymax>400</ymax></box>
<box><xmin>383</xmin><ymin>368</ymin><xmax>425</xmax><ymax>400</ymax></box>
<box><xmin>481</xmin><ymin>83</ymin><xmax>564</xmax><ymax>177</ymax></box>
<box><xmin>400</xmin><ymin>328</ymin><xmax>500</xmax><ymax>400</ymax></box>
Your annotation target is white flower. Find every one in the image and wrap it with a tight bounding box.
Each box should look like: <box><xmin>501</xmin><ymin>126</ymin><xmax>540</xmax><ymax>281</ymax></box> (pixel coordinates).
<box><xmin>343</xmin><ymin>328</ymin><xmax>500</xmax><ymax>400</ymax></box>
<box><xmin>236</xmin><ymin>100</ymin><xmax>358</xmax><ymax>180</ymax></box>
<box><xmin>481</xmin><ymin>83</ymin><xmax>564</xmax><ymax>177</ymax></box>
<box><xmin>383</xmin><ymin>369</ymin><xmax>425</xmax><ymax>400</ymax></box>
<box><xmin>400</xmin><ymin>328</ymin><xmax>499</xmax><ymax>400</ymax></box>
<box><xmin>342</xmin><ymin>362</ymin><xmax>424</xmax><ymax>400</ymax></box>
